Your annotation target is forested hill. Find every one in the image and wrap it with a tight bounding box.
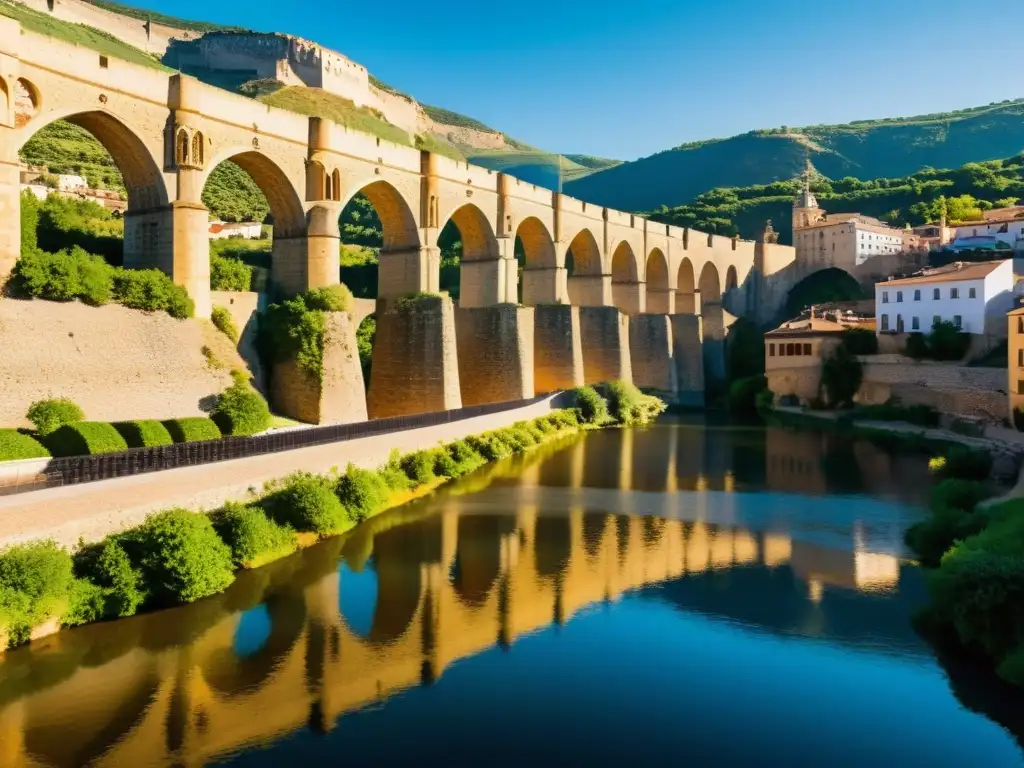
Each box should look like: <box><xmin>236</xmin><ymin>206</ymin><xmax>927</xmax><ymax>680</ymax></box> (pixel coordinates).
<box><xmin>565</xmin><ymin>100</ymin><xmax>1024</xmax><ymax>212</ymax></box>
<box><xmin>649</xmin><ymin>156</ymin><xmax>1024</xmax><ymax>245</ymax></box>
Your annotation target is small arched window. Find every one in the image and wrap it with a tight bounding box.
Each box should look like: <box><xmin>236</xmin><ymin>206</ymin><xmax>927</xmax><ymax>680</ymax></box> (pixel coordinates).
<box><xmin>331</xmin><ymin>169</ymin><xmax>341</xmax><ymax>202</ymax></box>
<box><xmin>191</xmin><ymin>131</ymin><xmax>204</xmax><ymax>167</ymax></box>
<box><xmin>175</xmin><ymin>128</ymin><xmax>190</xmax><ymax>166</ymax></box>
<box><xmin>324</xmin><ymin>171</ymin><xmax>333</xmax><ymax>202</ymax></box>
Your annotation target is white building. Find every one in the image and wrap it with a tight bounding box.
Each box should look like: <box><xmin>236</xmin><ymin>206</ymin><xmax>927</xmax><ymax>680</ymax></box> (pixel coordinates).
<box><xmin>57</xmin><ymin>174</ymin><xmax>87</xmax><ymax>192</ymax></box>
<box><xmin>951</xmin><ymin>208</ymin><xmax>1024</xmax><ymax>252</ymax></box>
<box><xmin>875</xmin><ymin>259</ymin><xmax>1015</xmax><ymax>336</ymax></box>
<box><xmin>209</xmin><ymin>221</ymin><xmax>263</xmax><ymax>240</ymax></box>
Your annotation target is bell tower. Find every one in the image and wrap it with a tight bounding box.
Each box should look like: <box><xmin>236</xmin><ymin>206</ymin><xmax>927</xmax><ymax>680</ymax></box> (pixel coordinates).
<box><xmin>792</xmin><ymin>158</ymin><xmax>824</xmax><ymax>233</ymax></box>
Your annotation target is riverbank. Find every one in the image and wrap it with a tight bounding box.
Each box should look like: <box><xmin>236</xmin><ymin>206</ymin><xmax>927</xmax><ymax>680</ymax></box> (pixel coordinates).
<box><xmin>0</xmin><ymin>383</ymin><xmax>666</xmax><ymax>651</ymax></box>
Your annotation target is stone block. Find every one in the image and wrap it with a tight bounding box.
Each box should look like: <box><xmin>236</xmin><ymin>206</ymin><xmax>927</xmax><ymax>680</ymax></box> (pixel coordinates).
<box><xmin>670</xmin><ymin>314</ymin><xmax>704</xmax><ymax>406</ymax></box>
<box><xmin>629</xmin><ymin>314</ymin><xmax>676</xmax><ymax>394</ymax></box>
<box><xmin>272</xmin><ymin>312</ymin><xmax>367</xmax><ymax>425</ymax></box>
<box><xmin>579</xmin><ymin>306</ymin><xmax>632</xmax><ymax>384</ymax></box>
<box><xmin>533</xmin><ymin>304</ymin><xmax>584</xmax><ymax>393</ymax></box>
<box><xmin>455</xmin><ymin>305</ymin><xmax>535</xmax><ymax>406</ymax></box>
<box><xmin>367</xmin><ymin>294</ymin><xmax>461</xmax><ymax>418</ymax></box>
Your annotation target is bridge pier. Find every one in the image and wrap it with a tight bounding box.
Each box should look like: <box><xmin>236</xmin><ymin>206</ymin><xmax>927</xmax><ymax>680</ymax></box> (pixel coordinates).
<box><xmin>305</xmin><ymin>202</ymin><xmax>344</xmax><ymax>291</ymax></box>
<box><xmin>0</xmin><ymin>157</ymin><xmax>19</xmax><ymax>285</ymax></box>
<box><xmin>521</xmin><ymin>266</ymin><xmax>567</xmax><ymax>305</ymax></box>
<box><xmin>629</xmin><ymin>314</ymin><xmax>677</xmax><ymax>396</ymax></box>
<box><xmin>455</xmin><ymin>305</ymin><xmax>534</xmax><ymax>406</ymax></box>
<box><xmin>700</xmin><ymin>301</ymin><xmax>727</xmax><ymax>388</ymax></box>
<box><xmin>367</xmin><ymin>294</ymin><xmax>461</xmax><ymax>419</ymax></box>
<box><xmin>377</xmin><ymin>246</ymin><xmax>441</xmax><ymax>297</ymax></box>
<box><xmin>567</xmin><ymin>274</ymin><xmax>612</xmax><ymax>307</ymax></box>
<box><xmin>579</xmin><ymin>306</ymin><xmax>632</xmax><ymax>384</ymax></box>
<box><xmin>670</xmin><ymin>314</ymin><xmax>705</xmax><ymax>406</ymax></box>
<box><xmin>458</xmin><ymin>257</ymin><xmax>518</xmax><ymax>307</ymax></box>
<box><xmin>646</xmin><ymin>287</ymin><xmax>675</xmax><ymax>315</ymax></box>
<box><xmin>533</xmin><ymin>304</ymin><xmax>584</xmax><ymax>393</ymax></box>
<box><xmin>612</xmin><ymin>281</ymin><xmax>646</xmax><ymax>315</ymax></box>
<box><xmin>675</xmin><ymin>290</ymin><xmax>699</xmax><ymax>316</ymax></box>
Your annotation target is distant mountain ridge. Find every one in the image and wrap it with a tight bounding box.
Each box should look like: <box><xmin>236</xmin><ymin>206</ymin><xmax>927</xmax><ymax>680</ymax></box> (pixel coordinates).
<box><xmin>565</xmin><ymin>100</ymin><xmax>1024</xmax><ymax>212</ymax></box>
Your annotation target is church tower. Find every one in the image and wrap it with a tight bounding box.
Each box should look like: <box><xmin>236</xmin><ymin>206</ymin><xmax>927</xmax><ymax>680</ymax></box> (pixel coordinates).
<box><xmin>792</xmin><ymin>159</ymin><xmax>824</xmax><ymax>233</ymax></box>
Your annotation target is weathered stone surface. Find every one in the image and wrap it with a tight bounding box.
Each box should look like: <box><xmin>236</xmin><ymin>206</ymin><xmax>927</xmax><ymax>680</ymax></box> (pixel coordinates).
<box><xmin>579</xmin><ymin>306</ymin><xmax>632</xmax><ymax>384</ymax></box>
<box><xmin>533</xmin><ymin>304</ymin><xmax>584</xmax><ymax>393</ymax></box>
<box><xmin>455</xmin><ymin>305</ymin><xmax>534</xmax><ymax>406</ymax></box>
<box><xmin>629</xmin><ymin>314</ymin><xmax>676</xmax><ymax>394</ymax></box>
<box><xmin>670</xmin><ymin>314</ymin><xmax>704</xmax><ymax>406</ymax></box>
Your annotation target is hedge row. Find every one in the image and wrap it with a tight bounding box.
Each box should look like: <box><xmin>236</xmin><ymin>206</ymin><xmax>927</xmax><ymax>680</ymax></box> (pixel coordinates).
<box><xmin>0</xmin><ymin>406</ymin><xmax>596</xmax><ymax>649</ymax></box>
<box><xmin>904</xmin><ymin>444</ymin><xmax>1024</xmax><ymax>688</ymax></box>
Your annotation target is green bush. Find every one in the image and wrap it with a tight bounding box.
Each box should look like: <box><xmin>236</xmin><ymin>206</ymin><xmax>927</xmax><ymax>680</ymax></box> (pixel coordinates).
<box><xmin>111</xmin><ymin>268</ymin><xmax>194</xmax><ymax>319</ymax></box>
<box><xmin>211</xmin><ymin>306</ymin><xmax>240</xmax><ymax>343</ymax></box>
<box><xmin>210</xmin><ymin>253</ymin><xmax>253</xmax><ymax>292</ymax></box>
<box><xmin>211</xmin><ymin>378</ymin><xmax>271</xmax><ymax>437</ymax></box>
<box><xmin>162</xmin><ymin>417</ymin><xmax>222</xmax><ymax>444</ymax></box>
<box><xmin>727</xmin><ymin>375</ymin><xmax>768</xmax><ymax>416</ymax></box>
<box><xmin>821</xmin><ymin>345</ymin><xmax>862</xmax><ymax>408</ymax></box>
<box><xmin>755</xmin><ymin>389</ymin><xmax>774</xmax><ymax>412</ymax></box>
<box><xmin>605</xmin><ymin>380</ymin><xmax>665</xmax><ymax>425</ymax></box>
<box><xmin>45</xmin><ymin>422</ymin><xmax>129</xmax><ymax>457</ymax></box>
<box><xmin>73</xmin><ymin>539</ymin><xmax>146</xmax><ymax>618</ymax></box>
<box><xmin>904</xmin><ymin>332</ymin><xmax>929</xmax><ymax>360</ymax></box>
<box><xmin>840</xmin><ymin>328</ymin><xmax>878</xmax><ymax>355</ymax></box>
<box><xmin>121</xmin><ymin>508</ymin><xmax>235</xmax><ymax>605</ymax></box>
<box><xmin>26</xmin><ymin>398</ymin><xmax>85</xmax><ymax>436</ymax></box>
<box><xmin>112</xmin><ymin>420</ymin><xmax>174</xmax><ymax>449</ymax></box>
<box><xmin>400</xmin><ymin>450</ymin><xmax>437</xmax><ymax>485</ymax></box>
<box><xmin>931</xmin><ymin>478</ymin><xmax>990</xmax><ymax>512</ymax></box>
<box><xmin>467</xmin><ymin>433</ymin><xmax>514</xmax><ymax>462</ymax></box>
<box><xmin>20</xmin><ymin>190</ymin><xmax>39</xmax><ymax>256</ymax></box>
<box><xmin>62</xmin><ymin>577</ymin><xmax>106</xmax><ymax>628</ymax></box>
<box><xmin>12</xmin><ymin>246</ymin><xmax>112</xmax><ymax>306</ymax></box>
<box><xmin>211</xmin><ymin>502</ymin><xmax>297</xmax><ymax>568</ymax></box>
<box><xmin>0</xmin><ymin>430</ymin><xmax>50</xmax><ymax>461</ymax></box>
<box><xmin>905</xmin><ymin>504</ymin><xmax>989</xmax><ymax>567</ymax></box>
<box><xmin>0</xmin><ymin>540</ymin><xmax>74</xmax><ymax>647</ymax></box>
<box><xmin>335</xmin><ymin>465</ymin><xmax>392</xmax><ymax>521</ymax></box>
<box><xmin>997</xmin><ymin>646</ymin><xmax>1024</xmax><ymax>687</ymax></box>
<box><xmin>932</xmin><ymin>445</ymin><xmax>992</xmax><ymax>482</ymax></box>
<box><xmin>547</xmin><ymin>409</ymin><xmax>580</xmax><ymax>429</ymax></box>
<box><xmin>571</xmin><ymin>386</ymin><xmax>608</xmax><ymax>425</ymax></box>
<box><xmin>259</xmin><ymin>294</ymin><xmax>328</xmax><ymax>380</ymax></box>
<box><xmin>303</xmin><ymin>284</ymin><xmax>353</xmax><ymax>313</ymax></box>
<box><xmin>929</xmin><ymin>320</ymin><xmax>971</xmax><ymax>361</ymax></box>
<box><xmin>264</xmin><ymin>473</ymin><xmax>353</xmax><ymax>536</ymax></box>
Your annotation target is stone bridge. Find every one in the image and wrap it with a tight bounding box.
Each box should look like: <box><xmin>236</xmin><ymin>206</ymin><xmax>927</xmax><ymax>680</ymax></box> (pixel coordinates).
<box><xmin>0</xmin><ymin>17</ymin><xmax>796</xmax><ymax>415</ymax></box>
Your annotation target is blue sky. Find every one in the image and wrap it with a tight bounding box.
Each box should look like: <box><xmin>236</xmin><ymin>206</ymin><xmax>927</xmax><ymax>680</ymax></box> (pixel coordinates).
<box><xmin>145</xmin><ymin>0</ymin><xmax>1019</xmax><ymax>161</ymax></box>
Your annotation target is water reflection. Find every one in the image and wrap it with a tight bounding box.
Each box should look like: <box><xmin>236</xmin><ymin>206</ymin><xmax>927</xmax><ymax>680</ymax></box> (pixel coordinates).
<box><xmin>0</xmin><ymin>419</ymin><xmax>1019</xmax><ymax>768</ymax></box>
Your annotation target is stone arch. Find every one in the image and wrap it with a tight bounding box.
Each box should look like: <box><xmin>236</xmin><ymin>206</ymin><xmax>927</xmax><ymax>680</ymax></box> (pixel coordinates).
<box><xmin>13</xmin><ymin>77</ymin><xmax>40</xmax><ymax>128</ymax></box>
<box><xmin>307</xmin><ymin>160</ymin><xmax>327</xmax><ymax>201</ymax></box>
<box><xmin>0</xmin><ymin>77</ymin><xmax>10</xmax><ymax>126</ymax></box>
<box><xmin>175</xmin><ymin>126</ymin><xmax>191</xmax><ymax>167</ymax></box>
<box><xmin>610</xmin><ymin>241</ymin><xmax>644</xmax><ymax>314</ymax></box>
<box><xmin>565</xmin><ymin>227</ymin><xmax>605</xmax><ymax>306</ymax></box>
<box><xmin>517</xmin><ymin>216</ymin><xmax>557</xmax><ymax>305</ymax></box>
<box><xmin>438</xmin><ymin>202</ymin><xmax>499</xmax><ymax>261</ymax></box>
<box><xmin>677</xmin><ymin>257</ymin><xmax>696</xmax><ymax>314</ymax></box>
<box><xmin>725</xmin><ymin>265</ymin><xmax>738</xmax><ymax>292</ymax></box>
<box><xmin>344</xmin><ymin>179</ymin><xmax>420</xmax><ymax>251</ymax></box>
<box><xmin>202</xmin><ymin>149</ymin><xmax>305</xmax><ymax>237</ymax></box>
<box><xmin>450</xmin><ymin>515</ymin><xmax>509</xmax><ymax>609</ymax></box>
<box><xmin>646</xmin><ymin>248</ymin><xmax>672</xmax><ymax>314</ymax></box>
<box><xmin>699</xmin><ymin>261</ymin><xmax>726</xmax><ymax>387</ymax></box>
<box><xmin>698</xmin><ymin>261</ymin><xmax>722</xmax><ymax>303</ymax></box>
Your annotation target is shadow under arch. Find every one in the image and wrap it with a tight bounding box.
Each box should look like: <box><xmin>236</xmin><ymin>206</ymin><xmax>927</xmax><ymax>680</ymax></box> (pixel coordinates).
<box><xmin>17</xmin><ymin>109</ymin><xmax>169</xmax><ymax>210</ymax></box>
<box><xmin>439</xmin><ymin>202</ymin><xmax>499</xmax><ymax>262</ymax></box>
<box><xmin>450</xmin><ymin>514</ymin><xmax>516</xmax><ymax>608</ymax></box>
<box><xmin>565</xmin><ymin>227</ymin><xmax>603</xmax><ymax>306</ymax></box>
<box><xmin>517</xmin><ymin>215</ymin><xmax>557</xmax><ymax>305</ymax></box>
<box><xmin>535</xmin><ymin>514</ymin><xmax>573</xmax><ymax>580</ymax></box>
<box><xmin>611</xmin><ymin>240</ymin><xmax>641</xmax><ymax>314</ymax></box>
<box><xmin>202</xmin><ymin>149</ymin><xmax>306</xmax><ymax>238</ymax></box>
<box><xmin>338</xmin><ymin>179</ymin><xmax>420</xmax><ymax>252</ymax></box>
<box><xmin>784</xmin><ymin>266</ymin><xmax>865</xmax><ymax>319</ymax></box>
<box><xmin>646</xmin><ymin>248</ymin><xmax>671</xmax><ymax>313</ymax></box>
<box><xmin>677</xmin><ymin>256</ymin><xmax>697</xmax><ymax>314</ymax></box>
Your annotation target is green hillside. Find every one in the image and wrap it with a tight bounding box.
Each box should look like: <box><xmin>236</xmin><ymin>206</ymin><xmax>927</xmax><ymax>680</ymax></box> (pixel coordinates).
<box><xmin>650</xmin><ymin>156</ymin><xmax>1024</xmax><ymax>244</ymax></box>
<box><xmin>80</xmin><ymin>0</ymin><xmax>241</xmax><ymax>32</ymax></box>
<box><xmin>567</xmin><ymin>100</ymin><xmax>1024</xmax><ymax>212</ymax></box>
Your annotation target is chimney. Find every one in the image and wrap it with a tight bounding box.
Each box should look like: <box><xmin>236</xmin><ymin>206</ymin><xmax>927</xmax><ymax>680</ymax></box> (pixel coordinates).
<box><xmin>809</xmin><ymin>305</ymin><xmax>816</xmax><ymax>319</ymax></box>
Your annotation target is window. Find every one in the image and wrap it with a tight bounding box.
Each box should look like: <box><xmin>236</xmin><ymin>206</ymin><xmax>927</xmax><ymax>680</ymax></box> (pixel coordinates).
<box><xmin>794</xmin><ymin>344</ymin><xmax>802</xmax><ymax>356</ymax></box>
<box><xmin>933</xmin><ymin>288</ymin><xmax>940</xmax><ymax>300</ymax></box>
<box><xmin>1018</xmin><ymin>349</ymin><xmax>1023</xmax><ymax>367</ymax></box>
<box><xmin>769</xmin><ymin>343</ymin><xmax>775</xmax><ymax>357</ymax></box>
<box><xmin>787</xmin><ymin>343</ymin><xmax>795</xmax><ymax>356</ymax></box>
<box><xmin>803</xmin><ymin>343</ymin><xmax>812</xmax><ymax>356</ymax></box>
<box><xmin>99</xmin><ymin>55</ymin><xmax>108</xmax><ymax>68</ymax></box>
<box><xmin>912</xmin><ymin>317</ymin><xmax>920</xmax><ymax>330</ymax></box>
<box><xmin>881</xmin><ymin>314</ymin><xmax>889</xmax><ymax>331</ymax></box>
<box><xmin>914</xmin><ymin>289</ymin><xmax>921</xmax><ymax>301</ymax></box>
<box><xmin>951</xmin><ymin>287</ymin><xmax>959</xmax><ymax>299</ymax></box>
<box><xmin>969</xmin><ymin>287</ymin><xmax>977</xmax><ymax>299</ymax></box>
<box><xmin>896</xmin><ymin>291</ymin><xmax>903</xmax><ymax>303</ymax></box>
<box><xmin>1018</xmin><ymin>317</ymin><xmax>1024</xmax><ymax>334</ymax></box>
<box><xmin>882</xmin><ymin>291</ymin><xmax>889</xmax><ymax>304</ymax></box>
<box><xmin>953</xmin><ymin>315</ymin><xmax>962</xmax><ymax>329</ymax></box>
<box><xmin>1018</xmin><ymin>380</ymin><xmax>1024</xmax><ymax>395</ymax></box>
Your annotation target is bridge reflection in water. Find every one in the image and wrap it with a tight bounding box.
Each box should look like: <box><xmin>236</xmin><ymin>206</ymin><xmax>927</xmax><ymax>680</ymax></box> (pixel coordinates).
<box><xmin>0</xmin><ymin>421</ymin><xmax>935</xmax><ymax>768</ymax></box>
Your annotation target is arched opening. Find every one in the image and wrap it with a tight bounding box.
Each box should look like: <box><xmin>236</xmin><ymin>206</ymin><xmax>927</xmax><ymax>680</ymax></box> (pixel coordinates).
<box><xmin>677</xmin><ymin>257</ymin><xmax>697</xmax><ymax>314</ymax></box>
<box><xmin>516</xmin><ymin>216</ymin><xmax>557</xmax><ymax>305</ymax></box>
<box><xmin>201</xmin><ymin>150</ymin><xmax>304</xmax><ymax>298</ymax></box>
<box><xmin>646</xmin><ymin>248</ymin><xmax>671</xmax><ymax>314</ymax></box>
<box><xmin>565</xmin><ymin>227</ymin><xmax>604</xmax><ymax>306</ymax></box>
<box><xmin>610</xmin><ymin>241</ymin><xmax>643</xmax><ymax>314</ymax></box>
<box><xmin>330</xmin><ymin>169</ymin><xmax>341</xmax><ymax>202</ymax></box>
<box><xmin>191</xmin><ymin>131</ymin><xmax>205</xmax><ymax>168</ymax></box>
<box><xmin>356</xmin><ymin>312</ymin><xmax>375</xmax><ymax>389</ymax></box>
<box><xmin>437</xmin><ymin>203</ymin><xmax>500</xmax><ymax>306</ymax></box>
<box><xmin>16</xmin><ymin>112</ymin><xmax>169</xmax><ymax>270</ymax></box>
<box><xmin>784</xmin><ymin>267</ymin><xmax>865</xmax><ymax>320</ymax></box>
<box><xmin>726</xmin><ymin>265</ymin><xmax>738</xmax><ymax>291</ymax></box>
<box><xmin>449</xmin><ymin>515</ymin><xmax>512</xmax><ymax>608</ymax></box>
<box><xmin>0</xmin><ymin>77</ymin><xmax>10</xmax><ymax>124</ymax></box>
<box><xmin>699</xmin><ymin>262</ymin><xmax>726</xmax><ymax>393</ymax></box>
<box><xmin>14</xmin><ymin>78</ymin><xmax>40</xmax><ymax>128</ymax></box>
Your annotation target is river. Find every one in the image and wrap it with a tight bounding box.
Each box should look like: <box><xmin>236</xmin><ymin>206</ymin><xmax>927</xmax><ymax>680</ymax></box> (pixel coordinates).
<box><xmin>1</xmin><ymin>417</ymin><xmax>1023</xmax><ymax>767</ymax></box>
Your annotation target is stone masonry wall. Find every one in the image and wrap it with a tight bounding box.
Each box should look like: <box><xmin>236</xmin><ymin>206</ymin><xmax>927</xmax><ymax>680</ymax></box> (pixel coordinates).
<box><xmin>629</xmin><ymin>314</ymin><xmax>676</xmax><ymax>394</ymax></box>
<box><xmin>670</xmin><ymin>315</ymin><xmax>704</xmax><ymax>406</ymax></box>
<box><xmin>0</xmin><ymin>298</ymin><xmax>233</xmax><ymax>427</ymax></box>
<box><xmin>211</xmin><ymin>290</ymin><xmax>265</xmax><ymax>392</ymax></box>
<box><xmin>532</xmin><ymin>305</ymin><xmax>584</xmax><ymax>394</ymax></box>
<box><xmin>579</xmin><ymin>307</ymin><xmax>632</xmax><ymax>385</ymax></box>
<box><xmin>454</xmin><ymin>305</ymin><xmax>535</xmax><ymax>407</ymax></box>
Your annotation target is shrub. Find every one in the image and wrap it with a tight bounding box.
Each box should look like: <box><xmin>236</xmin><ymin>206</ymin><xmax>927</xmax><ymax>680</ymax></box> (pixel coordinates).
<box><xmin>260</xmin><ymin>294</ymin><xmax>327</xmax><ymax>379</ymax></box>
<box><xmin>211</xmin><ymin>306</ymin><xmax>240</xmax><ymax>343</ymax></box>
<box><xmin>335</xmin><ymin>465</ymin><xmax>392</xmax><ymax>521</ymax></box>
<box><xmin>264</xmin><ymin>473</ymin><xmax>352</xmax><ymax>535</ymax></box>
<box><xmin>905</xmin><ymin>504</ymin><xmax>989</xmax><ymax>567</ymax></box>
<box><xmin>570</xmin><ymin>386</ymin><xmax>608</xmax><ymax>425</ymax></box>
<box><xmin>210</xmin><ymin>253</ymin><xmax>253</xmax><ymax>292</ymax></box>
<box><xmin>728</xmin><ymin>375</ymin><xmax>768</xmax><ymax>416</ymax></box>
<box><xmin>62</xmin><ymin>578</ymin><xmax>107</xmax><ymax>628</ymax></box>
<box><xmin>211</xmin><ymin>378</ymin><xmax>271</xmax><ymax>437</ymax></box>
<box><xmin>820</xmin><ymin>345</ymin><xmax>862</xmax><ymax>408</ymax></box>
<box><xmin>931</xmin><ymin>445</ymin><xmax>992</xmax><ymax>482</ymax></box>
<box><xmin>211</xmin><ymin>502</ymin><xmax>297</xmax><ymax>568</ymax></box>
<box><xmin>111</xmin><ymin>268</ymin><xmax>194</xmax><ymax>319</ymax></box>
<box><xmin>0</xmin><ymin>540</ymin><xmax>74</xmax><ymax>647</ymax></box>
<box><xmin>26</xmin><ymin>398</ymin><xmax>85</xmax><ymax>436</ymax></box>
<box><xmin>755</xmin><ymin>388</ymin><xmax>774</xmax><ymax>412</ymax></box>
<box><xmin>467</xmin><ymin>433</ymin><xmax>514</xmax><ymax>462</ymax></box>
<box><xmin>840</xmin><ymin>328</ymin><xmax>878</xmax><ymax>355</ymax></box>
<box><xmin>997</xmin><ymin>646</ymin><xmax>1024</xmax><ymax>687</ymax></box>
<box><xmin>605</xmin><ymin>380</ymin><xmax>665</xmax><ymax>425</ymax></box>
<box><xmin>45</xmin><ymin>422</ymin><xmax>129</xmax><ymax>457</ymax></box>
<box><xmin>0</xmin><ymin>430</ymin><xmax>50</xmax><ymax>461</ymax></box>
<box><xmin>121</xmin><ymin>508</ymin><xmax>235</xmax><ymax>605</ymax></box>
<box><xmin>548</xmin><ymin>409</ymin><xmax>580</xmax><ymax>429</ymax></box>
<box><xmin>931</xmin><ymin>478</ymin><xmax>990</xmax><ymax>512</ymax></box>
<box><xmin>73</xmin><ymin>539</ymin><xmax>146</xmax><ymax>618</ymax></box>
<box><xmin>112</xmin><ymin>420</ymin><xmax>174</xmax><ymax>449</ymax></box>
<box><xmin>904</xmin><ymin>332</ymin><xmax>929</xmax><ymax>360</ymax></box>
<box><xmin>400</xmin><ymin>450</ymin><xmax>437</xmax><ymax>486</ymax></box>
<box><xmin>447</xmin><ymin>439</ymin><xmax>484</xmax><ymax>476</ymax></box>
<box><xmin>929</xmin><ymin>320</ymin><xmax>971</xmax><ymax>361</ymax></box>
<box><xmin>12</xmin><ymin>246</ymin><xmax>112</xmax><ymax>306</ymax></box>
<box><xmin>303</xmin><ymin>284</ymin><xmax>353</xmax><ymax>313</ymax></box>
<box><xmin>162</xmin><ymin>417</ymin><xmax>222</xmax><ymax>444</ymax></box>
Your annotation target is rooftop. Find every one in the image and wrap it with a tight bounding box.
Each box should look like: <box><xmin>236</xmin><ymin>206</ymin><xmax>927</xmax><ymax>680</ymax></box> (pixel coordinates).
<box><xmin>878</xmin><ymin>260</ymin><xmax>1008</xmax><ymax>287</ymax></box>
<box><xmin>765</xmin><ymin>315</ymin><xmax>849</xmax><ymax>338</ymax></box>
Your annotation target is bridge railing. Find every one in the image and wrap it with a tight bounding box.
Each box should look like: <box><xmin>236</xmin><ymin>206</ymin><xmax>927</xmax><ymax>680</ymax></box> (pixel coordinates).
<box><xmin>0</xmin><ymin>395</ymin><xmax>558</xmax><ymax>497</ymax></box>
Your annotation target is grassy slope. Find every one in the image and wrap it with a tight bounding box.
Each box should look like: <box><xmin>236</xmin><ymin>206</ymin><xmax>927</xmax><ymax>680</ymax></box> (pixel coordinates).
<box><xmin>567</xmin><ymin>100</ymin><xmax>1024</xmax><ymax>212</ymax></box>
<box><xmin>79</xmin><ymin>0</ymin><xmax>238</xmax><ymax>32</ymax></box>
<box><xmin>0</xmin><ymin>0</ymin><xmax>170</xmax><ymax>70</ymax></box>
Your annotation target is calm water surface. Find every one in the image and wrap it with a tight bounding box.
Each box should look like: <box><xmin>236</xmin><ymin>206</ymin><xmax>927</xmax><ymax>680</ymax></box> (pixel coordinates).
<box><xmin>2</xmin><ymin>418</ymin><xmax>1024</xmax><ymax>767</ymax></box>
